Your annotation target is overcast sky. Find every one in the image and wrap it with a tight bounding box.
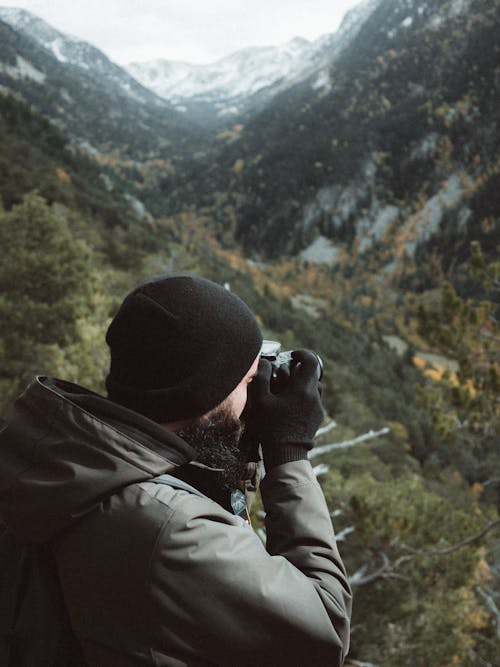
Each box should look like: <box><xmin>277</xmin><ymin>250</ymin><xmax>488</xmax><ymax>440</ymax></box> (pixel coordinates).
<box><xmin>2</xmin><ymin>0</ymin><xmax>363</xmax><ymax>64</ymax></box>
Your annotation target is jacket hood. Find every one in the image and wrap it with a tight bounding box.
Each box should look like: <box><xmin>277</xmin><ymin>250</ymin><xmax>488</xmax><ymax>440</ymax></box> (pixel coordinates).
<box><xmin>0</xmin><ymin>377</ymin><xmax>196</xmax><ymax>543</ymax></box>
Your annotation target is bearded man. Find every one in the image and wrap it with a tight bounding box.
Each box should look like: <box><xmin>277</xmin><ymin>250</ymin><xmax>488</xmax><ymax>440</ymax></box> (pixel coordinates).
<box><xmin>0</xmin><ymin>273</ymin><xmax>351</xmax><ymax>666</ymax></box>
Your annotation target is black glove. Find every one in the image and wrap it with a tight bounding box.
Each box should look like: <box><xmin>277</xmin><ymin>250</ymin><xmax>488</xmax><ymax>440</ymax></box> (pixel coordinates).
<box><xmin>247</xmin><ymin>349</ymin><xmax>324</xmax><ymax>469</ymax></box>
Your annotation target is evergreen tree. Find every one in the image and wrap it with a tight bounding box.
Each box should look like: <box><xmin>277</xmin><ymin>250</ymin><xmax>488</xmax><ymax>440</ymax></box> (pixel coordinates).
<box><xmin>319</xmin><ymin>464</ymin><xmax>499</xmax><ymax>667</ymax></box>
<box><xmin>0</xmin><ymin>193</ymin><xmax>108</xmax><ymax>416</ymax></box>
<box><xmin>416</xmin><ymin>243</ymin><xmax>499</xmax><ymax>483</ymax></box>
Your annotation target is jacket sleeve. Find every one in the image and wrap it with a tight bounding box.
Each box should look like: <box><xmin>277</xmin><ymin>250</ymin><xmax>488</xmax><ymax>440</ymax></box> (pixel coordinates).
<box><xmin>148</xmin><ymin>460</ymin><xmax>351</xmax><ymax>666</ymax></box>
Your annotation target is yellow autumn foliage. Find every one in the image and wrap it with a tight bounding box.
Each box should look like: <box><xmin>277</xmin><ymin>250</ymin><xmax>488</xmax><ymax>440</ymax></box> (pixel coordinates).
<box><xmin>232</xmin><ymin>159</ymin><xmax>245</xmax><ymax>174</ymax></box>
<box><xmin>55</xmin><ymin>167</ymin><xmax>71</xmax><ymax>183</ymax></box>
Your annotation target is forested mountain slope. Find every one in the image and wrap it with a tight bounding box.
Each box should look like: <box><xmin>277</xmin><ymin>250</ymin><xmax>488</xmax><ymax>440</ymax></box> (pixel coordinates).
<box><xmin>0</xmin><ymin>91</ymin><xmax>169</xmax><ymax>267</ymax></box>
<box><xmin>153</xmin><ymin>0</ymin><xmax>499</xmax><ymax>278</ymax></box>
<box><xmin>0</xmin><ymin>17</ymin><xmax>200</xmax><ymax>162</ymax></box>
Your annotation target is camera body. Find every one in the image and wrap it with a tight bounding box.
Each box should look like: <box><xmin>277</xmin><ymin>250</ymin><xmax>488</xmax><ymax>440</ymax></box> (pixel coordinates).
<box><xmin>260</xmin><ymin>340</ymin><xmax>323</xmax><ymax>393</ymax></box>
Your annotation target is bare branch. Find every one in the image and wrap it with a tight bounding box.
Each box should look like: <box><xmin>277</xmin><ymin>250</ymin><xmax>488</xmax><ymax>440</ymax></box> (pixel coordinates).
<box><xmin>312</xmin><ymin>463</ymin><xmax>330</xmax><ymax>477</ymax></box>
<box><xmin>315</xmin><ymin>420</ymin><xmax>338</xmax><ymax>438</ymax></box>
<box><xmin>349</xmin><ymin>552</ymin><xmax>390</xmax><ymax>586</ymax></box>
<box><xmin>336</xmin><ymin>526</ymin><xmax>355</xmax><ymax>542</ymax></box>
<box><xmin>483</xmin><ymin>479</ymin><xmax>500</xmax><ymax>487</ymax></box>
<box><xmin>476</xmin><ymin>586</ymin><xmax>500</xmax><ymax>640</ymax></box>
<box><xmin>349</xmin><ymin>520</ymin><xmax>500</xmax><ymax>588</ymax></box>
<box><xmin>476</xmin><ymin>587</ymin><xmax>500</xmax><ymax>616</ymax></box>
<box><xmin>349</xmin><ymin>551</ymin><xmax>413</xmax><ymax>586</ymax></box>
<box><xmin>402</xmin><ymin>519</ymin><xmax>500</xmax><ymax>556</ymax></box>
<box><xmin>310</xmin><ymin>428</ymin><xmax>391</xmax><ymax>459</ymax></box>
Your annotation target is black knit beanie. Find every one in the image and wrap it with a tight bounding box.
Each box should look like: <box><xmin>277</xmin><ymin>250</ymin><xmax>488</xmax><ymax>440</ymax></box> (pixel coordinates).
<box><xmin>105</xmin><ymin>274</ymin><xmax>262</xmax><ymax>423</ymax></box>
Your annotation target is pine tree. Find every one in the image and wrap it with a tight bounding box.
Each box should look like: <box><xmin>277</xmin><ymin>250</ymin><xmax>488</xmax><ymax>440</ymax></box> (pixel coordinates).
<box><xmin>0</xmin><ymin>193</ymin><xmax>107</xmax><ymax>416</ymax></box>
<box><xmin>416</xmin><ymin>243</ymin><xmax>499</xmax><ymax>480</ymax></box>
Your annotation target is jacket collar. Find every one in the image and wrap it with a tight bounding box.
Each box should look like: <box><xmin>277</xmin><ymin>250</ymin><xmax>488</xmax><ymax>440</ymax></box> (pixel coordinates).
<box><xmin>0</xmin><ymin>377</ymin><xmax>196</xmax><ymax>543</ymax></box>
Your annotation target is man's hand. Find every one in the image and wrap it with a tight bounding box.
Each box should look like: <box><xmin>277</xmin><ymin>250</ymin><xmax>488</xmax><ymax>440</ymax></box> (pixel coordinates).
<box><xmin>247</xmin><ymin>350</ymin><xmax>324</xmax><ymax>469</ymax></box>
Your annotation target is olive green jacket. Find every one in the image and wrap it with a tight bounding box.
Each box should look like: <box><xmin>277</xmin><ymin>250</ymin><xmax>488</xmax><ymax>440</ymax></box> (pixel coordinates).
<box><xmin>0</xmin><ymin>377</ymin><xmax>351</xmax><ymax>666</ymax></box>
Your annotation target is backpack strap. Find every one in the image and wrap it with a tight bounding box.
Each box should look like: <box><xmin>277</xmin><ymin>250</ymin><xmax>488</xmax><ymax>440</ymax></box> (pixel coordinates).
<box><xmin>149</xmin><ymin>474</ymin><xmax>250</xmax><ymax>525</ymax></box>
<box><xmin>150</xmin><ymin>473</ymin><xmax>209</xmax><ymax>498</ymax></box>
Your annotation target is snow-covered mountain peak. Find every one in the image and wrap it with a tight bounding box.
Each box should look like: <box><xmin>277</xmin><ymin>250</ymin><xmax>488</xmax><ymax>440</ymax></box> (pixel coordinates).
<box><xmin>126</xmin><ymin>0</ymin><xmax>383</xmax><ymax>121</ymax></box>
<box><xmin>0</xmin><ymin>7</ymin><xmax>88</xmax><ymax>63</ymax></box>
<box><xmin>0</xmin><ymin>6</ymin><xmax>168</xmax><ymax>106</ymax></box>
<box><xmin>0</xmin><ymin>0</ymin><xmax>384</xmax><ymax>124</ymax></box>
<box><xmin>127</xmin><ymin>35</ymin><xmax>322</xmax><ymax>111</ymax></box>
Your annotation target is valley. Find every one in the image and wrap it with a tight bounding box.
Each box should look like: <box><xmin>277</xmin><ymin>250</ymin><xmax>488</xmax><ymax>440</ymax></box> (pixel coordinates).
<box><xmin>0</xmin><ymin>0</ymin><xmax>499</xmax><ymax>664</ymax></box>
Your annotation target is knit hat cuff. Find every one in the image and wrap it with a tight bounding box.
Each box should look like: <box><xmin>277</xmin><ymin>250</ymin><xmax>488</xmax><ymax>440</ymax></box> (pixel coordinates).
<box><xmin>106</xmin><ymin>335</ymin><xmax>262</xmax><ymax>423</ymax></box>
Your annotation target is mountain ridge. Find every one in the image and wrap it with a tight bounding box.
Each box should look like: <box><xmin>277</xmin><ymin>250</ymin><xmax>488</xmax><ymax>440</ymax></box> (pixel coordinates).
<box><xmin>0</xmin><ymin>7</ymin><xmax>169</xmax><ymax>108</ymax></box>
<box><xmin>126</xmin><ymin>0</ymin><xmax>382</xmax><ymax>124</ymax></box>
<box><xmin>0</xmin><ymin>9</ymin><xmax>203</xmax><ymax>189</ymax></box>
<box><xmin>157</xmin><ymin>0</ymin><xmax>499</xmax><ymax>277</ymax></box>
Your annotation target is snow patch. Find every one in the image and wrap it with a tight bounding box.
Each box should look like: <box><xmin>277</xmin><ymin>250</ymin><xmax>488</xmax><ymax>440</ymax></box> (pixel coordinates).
<box><xmin>449</xmin><ymin>0</ymin><xmax>472</xmax><ymax>17</ymax></box>
<box><xmin>50</xmin><ymin>38</ymin><xmax>68</xmax><ymax>63</ymax></box>
<box><xmin>60</xmin><ymin>88</ymin><xmax>73</xmax><ymax>104</ymax></box>
<box><xmin>217</xmin><ymin>105</ymin><xmax>240</xmax><ymax>117</ymax></box>
<box><xmin>0</xmin><ymin>55</ymin><xmax>46</xmax><ymax>84</ymax></box>
<box><xmin>429</xmin><ymin>15</ymin><xmax>444</xmax><ymax>30</ymax></box>
<box><xmin>401</xmin><ymin>16</ymin><xmax>414</xmax><ymax>28</ymax></box>
<box><xmin>99</xmin><ymin>173</ymin><xmax>114</xmax><ymax>191</ymax></box>
<box><xmin>312</xmin><ymin>69</ymin><xmax>332</xmax><ymax>93</ymax></box>
<box><xmin>119</xmin><ymin>82</ymin><xmax>145</xmax><ymax>103</ymax></box>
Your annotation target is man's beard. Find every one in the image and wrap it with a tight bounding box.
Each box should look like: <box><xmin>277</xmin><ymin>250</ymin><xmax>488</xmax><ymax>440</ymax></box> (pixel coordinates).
<box><xmin>175</xmin><ymin>408</ymin><xmax>249</xmax><ymax>492</ymax></box>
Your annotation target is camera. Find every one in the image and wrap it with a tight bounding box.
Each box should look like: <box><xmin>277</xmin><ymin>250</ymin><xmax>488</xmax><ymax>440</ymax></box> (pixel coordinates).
<box><xmin>260</xmin><ymin>340</ymin><xmax>323</xmax><ymax>393</ymax></box>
